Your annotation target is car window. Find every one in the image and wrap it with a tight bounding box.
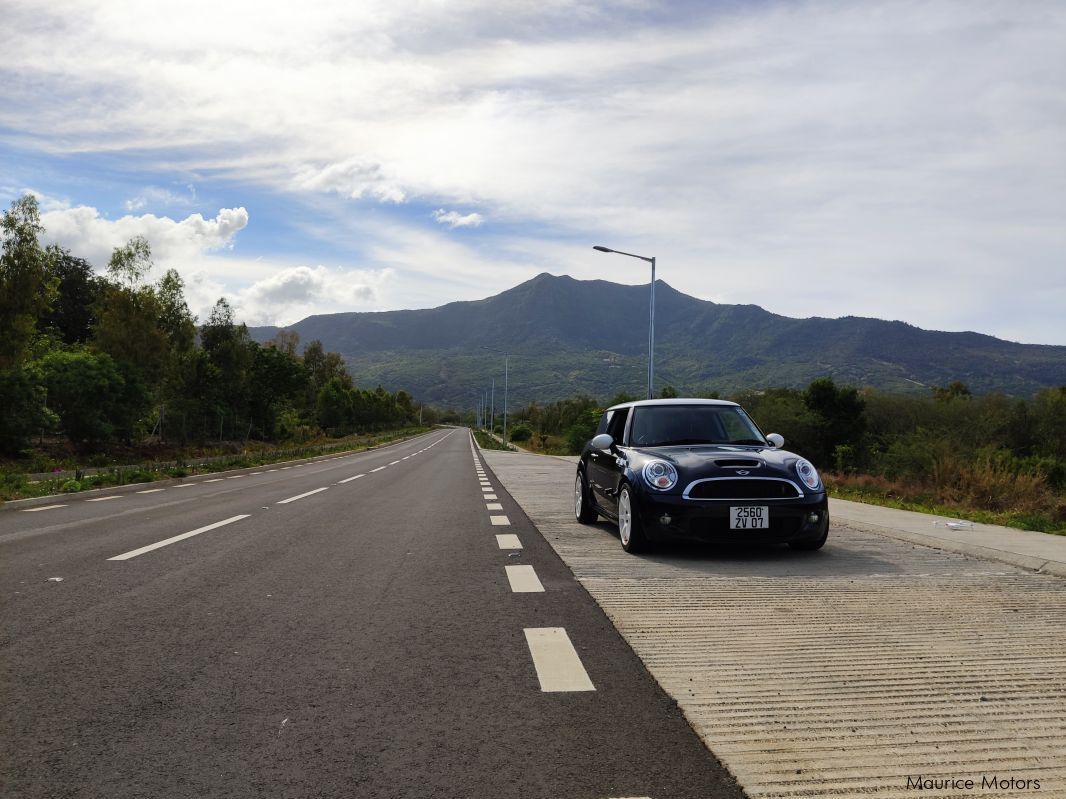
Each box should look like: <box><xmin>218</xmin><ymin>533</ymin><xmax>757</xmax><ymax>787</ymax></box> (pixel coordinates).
<box><xmin>595</xmin><ymin>411</ymin><xmax>611</xmax><ymax>435</ymax></box>
<box><xmin>629</xmin><ymin>405</ymin><xmax>767</xmax><ymax>447</ymax></box>
<box><xmin>606</xmin><ymin>407</ymin><xmax>629</xmax><ymax>442</ymax></box>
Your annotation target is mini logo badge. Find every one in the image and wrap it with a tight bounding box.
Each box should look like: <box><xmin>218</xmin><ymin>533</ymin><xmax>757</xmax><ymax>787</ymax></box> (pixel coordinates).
<box><xmin>736</xmin><ymin>470</ymin><xmax>750</xmax><ymax>475</ymax></box>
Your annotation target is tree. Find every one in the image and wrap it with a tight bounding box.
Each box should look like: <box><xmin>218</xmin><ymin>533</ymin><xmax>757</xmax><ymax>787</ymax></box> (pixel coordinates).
<box><xmin>248</xmin><ymin>344</ymin><xmax>308</xmax><ymax>438</ymax></box>
<box><xmin>316</xmin><ymin>376</ymin><xmax>353</xmax><ymax>432</ymax></box>
<box><xmin>803</xmin><ymin>377</ymin><xmax>867</xmax><ymax>468</ymax></box>
<box><xmin>92</xmin><ymin>239</ymin><xmax>172</xmax><ymax>439</ymax></box>
<box><xmin>39</xmin><ymin>349</ymin><xmax>125</xmax><ymax>445</ymax></box>
<box><xmin>106</xmin><ymin>235</ymin><xmax>153</xmax><ymax>286</ymax></box>
<box><xmin>200</xmin><ymin>298</ymin><xmax>254</xmax><ymax>438</ymax></box>
<box><xmin>38</xmin><ymin>247</ymin><xmax>100</xmax><ymax>345</ymax></box>
<box><xmin>269</xmin><ymin>329</ymin><xmax>300</xmax><ymax>357</ymax></box>
<box><xmin>933</xmin><ymin>381</ymin><xmax>972</xmax><ymax>402</ymax></box>
<box><xmin>0</xmin><ymin>366</ymin><xmax>54</xmax><ymax>454</ymax></box>
<box><xmin>0</xmin><ymin>195</ymin><xmax>57</xmax><ymax>368</ymax></box>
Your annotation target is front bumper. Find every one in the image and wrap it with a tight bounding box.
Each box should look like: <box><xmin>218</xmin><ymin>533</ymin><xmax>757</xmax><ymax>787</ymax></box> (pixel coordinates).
<box><xmin>634</xmin><ymin>490</ymin><xmax>829</xmax><ymax>545</ymax></box>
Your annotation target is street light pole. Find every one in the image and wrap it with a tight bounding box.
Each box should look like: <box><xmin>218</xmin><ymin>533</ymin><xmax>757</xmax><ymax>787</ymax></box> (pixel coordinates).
<box><xmin>593</xmin><ymin>245</ymin><xmax>657</xmax><ymax>399</ymax></box>
<box><xmin>482</xmin><ymin>346</ymin><xmax>509</xmax><ymax>447</ymax></box>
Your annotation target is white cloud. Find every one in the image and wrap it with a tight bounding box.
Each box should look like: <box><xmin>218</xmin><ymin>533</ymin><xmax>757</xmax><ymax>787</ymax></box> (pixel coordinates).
<box><xmin>433</xmin><ymin>209</ymin><xmax>484</xmax><ymax>228</ymax></box>
<box><xmin>38</xmin><ymin>203</ymin><xmax>249</xmax><ymax>271</ymax></box>
<box><xmin>233</xmin><ymin>265</ymin><xmax>395</xmax><ymax>326</ymax></box>
<box><xmin>3</xmin><ymin>1</ymin><xmax>1065</xmax><ymax>343</ymax></box>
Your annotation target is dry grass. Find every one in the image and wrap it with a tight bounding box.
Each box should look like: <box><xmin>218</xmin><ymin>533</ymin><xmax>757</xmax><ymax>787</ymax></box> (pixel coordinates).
<box><xmin>825</xmin><ymin>460</ymin><xmax>1066</xmax><ymax>534</ymax></box>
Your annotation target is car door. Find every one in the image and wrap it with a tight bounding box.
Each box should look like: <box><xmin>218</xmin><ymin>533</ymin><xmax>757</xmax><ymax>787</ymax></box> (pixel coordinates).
<box><xmin>587</xmin><ymin>407</ymin><xmax>630</xmax><ymax>516</ymax></box>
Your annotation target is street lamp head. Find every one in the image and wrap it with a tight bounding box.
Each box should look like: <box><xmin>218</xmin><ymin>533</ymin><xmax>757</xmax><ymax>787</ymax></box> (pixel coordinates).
<box><xmin>592</xmin><ymin>245</ymin><xmax>612</xmax><ymax>253</ymax></box>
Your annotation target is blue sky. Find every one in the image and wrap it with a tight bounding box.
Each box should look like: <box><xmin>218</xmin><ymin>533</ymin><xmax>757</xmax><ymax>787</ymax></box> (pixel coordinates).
<box><xmin>2</xmin><ymin>0</ymin><xmax>1064</xmax><ymax>344</ymax></box>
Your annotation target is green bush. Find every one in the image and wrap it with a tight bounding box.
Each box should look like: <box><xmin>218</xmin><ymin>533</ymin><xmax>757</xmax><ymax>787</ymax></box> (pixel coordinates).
<box><xmin>61</xmin><ymin>479</ymin><xmax>81</xmax><ymax>493</ymax></box>
<box><xmin>509</xmin><ymin>424</ymin><xmax>533</xmax><ymax>442</ymax></box>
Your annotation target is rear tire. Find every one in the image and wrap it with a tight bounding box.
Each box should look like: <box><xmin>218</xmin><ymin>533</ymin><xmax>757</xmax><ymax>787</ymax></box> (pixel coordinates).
<box><xmin>617</xmin><ymin>484</ymin><xmax>650</xmax><ymax>554</ymax></box>
<box><xmin>575</xmin><ymin>471</ymin><xmax>598</xmax><ymax>524</ymax></box>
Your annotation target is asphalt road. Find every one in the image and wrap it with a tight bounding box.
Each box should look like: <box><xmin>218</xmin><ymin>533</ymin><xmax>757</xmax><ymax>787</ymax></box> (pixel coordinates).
<box><xmin>1</xmin><ymin>430</ymin><xmax>744</xmax><ymax>799</ymax></box>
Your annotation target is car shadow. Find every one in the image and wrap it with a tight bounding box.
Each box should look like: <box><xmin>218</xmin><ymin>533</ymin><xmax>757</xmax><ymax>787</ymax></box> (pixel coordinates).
<box><xmin>588</xmin><ymin>521</ymin><xmax>952</xmax><ymax>578</ymax></box>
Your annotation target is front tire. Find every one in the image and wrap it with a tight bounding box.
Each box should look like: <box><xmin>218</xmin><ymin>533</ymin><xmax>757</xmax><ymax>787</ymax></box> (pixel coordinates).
<box><xmin>617</xmin><ymin>484</ymin><xmax>650</xmax><ymax>554</ymax></box>
<box><xmin>575</xmin><ymin>471</ymin><xmax>598</xmax><ymax>524</ymax></box>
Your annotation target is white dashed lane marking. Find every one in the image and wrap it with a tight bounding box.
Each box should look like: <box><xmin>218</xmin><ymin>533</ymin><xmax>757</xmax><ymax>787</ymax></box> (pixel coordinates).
<box><xmin>484</xmin><ymin>494</ymin><xmax>497</xmax><ymax>500</ymax></box>
<box><xmin>490</xmin><ymin>515</ymin><xmax>510</xmax><ymax>526</ymax></box>
<box><xmin>389</xmin><ymin>460</ymin><xmax>400</xmax><ymax>465</ymax></box>
<box><xmin>21</xmin><ymin>504</ymin><xmax>67</xmax><ymax>512</ymax></box>
<box><xmin>496</xmin><ymin>534</ymin><xmax>522</xmax><ymax>549</ymax></box>
<box><xmin>203</xmin><ymin>478</ymin><xmax>224</xmax><ymax>483</ymax></box>
<box><xmin>174</xmin><ymin>484</ymin><xmax>194</xmax><ymax>488</ymax></box>
<box><xmin>523</xmin><ymin>628</ymin><xmax>594</xmax><ymax>691</ymax></box>
<box><xmin>486</xmin><ymin>503</ymin><xmax>503</xmax><ymax>510</ymax></box>
<box><xmin>506</xmin><ymin>565</ymin><xmax>543</xmax><ymax>592</ymax></box>
<box><xmin>108</xmin><ymin>514</ymin><xmax>250</xmax><ymax>561</ymax></box>
<box><xmin>370</xmin><ymin>466</ymin><xmax>387</xmax><ymax>473</ymax></box>
<box><xmin>137</xmin><ymin>488</ymin><xmax>166</xmax><ymax>494</ymax></box>
<box><xmin>86</xmin><ymin>496</ymin><xmax>121</xmax><ymax>502</ymax></box>
<box><xmin>338</xmin><ymin>474</ymin><xmax>365</xmax><ymax>484</ymax></box>
<box><xmin>277</xmin><ymin>487</ymin><xmax>329</xmax><ymax>504</ymax></box>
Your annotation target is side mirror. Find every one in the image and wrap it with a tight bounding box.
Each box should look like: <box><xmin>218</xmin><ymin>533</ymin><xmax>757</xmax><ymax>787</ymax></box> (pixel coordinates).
<box><xmin>591</xmin><ymin>433</ymin><xmax>614</xmax><ymax>450</ymax></box>
<box><xmin>766</xmin><ymin>433</ymin><xmax>785</xmax><ymax>448</ymax></box>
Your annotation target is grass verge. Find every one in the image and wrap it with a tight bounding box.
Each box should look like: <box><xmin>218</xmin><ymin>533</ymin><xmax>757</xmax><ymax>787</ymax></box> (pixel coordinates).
<box><xmin>826</xmin><ymin>475</ymin><xmax>1066</xmax><ymax>536</ymax></box>
<box><xmin>0</xmin><ymin>427</ymin><xmax>432</xmax><ymax>503</ymax></box>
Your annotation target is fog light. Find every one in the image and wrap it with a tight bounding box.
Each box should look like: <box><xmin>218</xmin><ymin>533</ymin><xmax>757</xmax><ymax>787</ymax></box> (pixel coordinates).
<box><xmin>807</xmin><ymin>512</ymin><xmax>820</xmax><ymax>524</ymax></box>
<box><xmin>660</xmin><ymin>514</ymin><xmax>672</xmax><ymax>526</ymax></box>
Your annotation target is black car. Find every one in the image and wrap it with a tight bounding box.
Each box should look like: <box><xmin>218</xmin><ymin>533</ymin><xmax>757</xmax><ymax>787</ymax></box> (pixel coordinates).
<box><xmin>574</xmin><ymin>399</ymin><xmax>829</xmax><ymax>553</ymax></box>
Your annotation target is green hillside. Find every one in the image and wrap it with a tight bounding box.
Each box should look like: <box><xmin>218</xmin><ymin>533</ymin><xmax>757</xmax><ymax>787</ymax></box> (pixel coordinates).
<box><xmin>249</xmin><ymin>273</ymin><xmax>1066</xmax><ymax>407</ymax></box>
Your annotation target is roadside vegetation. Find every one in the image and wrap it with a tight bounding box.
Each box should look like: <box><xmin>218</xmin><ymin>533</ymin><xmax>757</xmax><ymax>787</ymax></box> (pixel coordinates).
<box><xmin>0</xmin><ymin>195</ymin><xmax>437</xmax><ymax>501</ymax></box>
<box><xmin>506</xmin><ymin>381</ymin><xmax>1066</xmax><ymax>535</ymax></box>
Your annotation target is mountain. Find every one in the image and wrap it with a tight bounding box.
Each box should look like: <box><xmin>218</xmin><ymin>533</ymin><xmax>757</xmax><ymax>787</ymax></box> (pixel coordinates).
<box><xmin>249</xmin><ymin>273</ymin><xmax>1066</xmax><ymax>407</ymax></box>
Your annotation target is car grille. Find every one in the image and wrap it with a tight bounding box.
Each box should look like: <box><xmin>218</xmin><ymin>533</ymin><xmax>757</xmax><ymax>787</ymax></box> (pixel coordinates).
<box><xmin>684</xmin><ymin>478</ymin><xmax>802</xmax><ymax>500</ymax></box>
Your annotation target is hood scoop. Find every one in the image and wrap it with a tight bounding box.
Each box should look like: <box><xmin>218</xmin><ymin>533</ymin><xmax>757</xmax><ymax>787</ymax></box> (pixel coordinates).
<box><xmin>714</xmin><ymin>458</ymin><xmax>762</xmax><ymax>468</ymax></box>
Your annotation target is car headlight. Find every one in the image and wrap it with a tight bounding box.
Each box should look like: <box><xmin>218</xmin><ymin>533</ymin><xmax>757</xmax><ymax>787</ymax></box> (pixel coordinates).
<box><xmin>795</xmin><ymin>459</ymin><xmax>821</xmax><ymax>491</ymax></box>
<box><xmin>642</xmin><ymin>460</ymin><xmax>678</xmax><ymax>491</ymax></box>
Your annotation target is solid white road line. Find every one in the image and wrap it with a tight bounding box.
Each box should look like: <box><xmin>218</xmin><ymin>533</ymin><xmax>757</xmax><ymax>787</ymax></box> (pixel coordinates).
<box><xmin>277</xmin><ymin>487</ymin><xmax>329</xmax><ymax>504</ymax></box>
<box><xmin>338</xmin><ymin>474</ymin><xmax>365</xmax><ymax>484</ymax></box>
<box><xmin>496</xmin><ymin>534</ymin><xmax>522</xmax><ymax>549</ymax></box>
<box><xmin>21</xmin><ymin>504</ymin><xmax>67</xmax><ymax>512</ymax></box>
<box><xmin>506</xmin><ymin>565</ymin><xmax>543</xmax><ymax>592</ymax></box>
<box><xmin>486</xmin><ymin>503</ymin><xmax>503</xmax><ymax>510</ymax></box>
<box><xmin>523</xmin><ymin>628</ymin><xmax>594</xmax><ymax>691</ymax></box>
<box><xmin>86</xmin><ymin>496</ymin><xmax>122</xmax><ymax>502</ymax></box>
<box><xmin>137</xmin><ymin>488</ymin><xmax>166</xmax><ymax>494</ymax></box>
<box><xmin>370</xmin><ymin>466</ymin><xmax>387</xmax><ymax>473</ymax></box>
<box><xmin>490</xmin><ymin>515</ymin><xmax>510</xmax><ymax>526</ymax></box>
<box><xmin>108</xmin><ymin>514</ymin><xmax>250</xmax><ymax>561</ymax></box>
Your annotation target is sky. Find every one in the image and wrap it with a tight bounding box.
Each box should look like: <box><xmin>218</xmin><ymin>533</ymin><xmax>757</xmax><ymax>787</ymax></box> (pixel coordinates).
<box><xmin>2</xmin><ymin>0</ymin><xmax>1064</xmax><ymax>344</ymax></box>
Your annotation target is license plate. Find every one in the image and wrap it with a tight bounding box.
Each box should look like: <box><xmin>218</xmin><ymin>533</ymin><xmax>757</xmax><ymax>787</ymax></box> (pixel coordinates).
<box><xmin>730</xmin><ymin>506</ymin><xmax>768</xmax><ymax>530</ymax></box>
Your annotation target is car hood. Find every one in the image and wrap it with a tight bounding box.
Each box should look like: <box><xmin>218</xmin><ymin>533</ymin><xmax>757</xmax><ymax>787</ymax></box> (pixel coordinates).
<box><xmin>629</xmin><ymin>444</ymin><xmax>800</xmax><ymax>472</ymax></box>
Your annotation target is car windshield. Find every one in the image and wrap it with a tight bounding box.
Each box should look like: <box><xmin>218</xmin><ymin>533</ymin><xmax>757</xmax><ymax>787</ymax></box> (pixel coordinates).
<box><xmin>628</xmin><ymin>405</ymin><xmax>767</xmax><ymax>447</ymax></box>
